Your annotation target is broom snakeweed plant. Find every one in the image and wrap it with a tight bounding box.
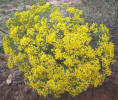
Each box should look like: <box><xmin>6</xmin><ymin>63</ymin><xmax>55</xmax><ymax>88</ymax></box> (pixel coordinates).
<box><xmin>3</xmin><ymin>3</ymin><xmax>115</xmax><ymax>98</ymax></box>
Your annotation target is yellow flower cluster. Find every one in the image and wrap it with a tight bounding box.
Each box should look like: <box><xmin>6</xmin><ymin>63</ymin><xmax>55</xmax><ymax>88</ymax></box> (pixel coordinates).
<box><xmin>3</xmin><ymin>3</ymin><xmax>114</xmax><ymax>98</ymax></box>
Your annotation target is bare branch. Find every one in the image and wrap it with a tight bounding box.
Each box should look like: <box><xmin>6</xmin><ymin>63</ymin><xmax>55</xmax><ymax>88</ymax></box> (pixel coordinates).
<box><xmin>0</xmin><ymin>28</ymin><xmax>8</xmax><ymax>34</ymax></box>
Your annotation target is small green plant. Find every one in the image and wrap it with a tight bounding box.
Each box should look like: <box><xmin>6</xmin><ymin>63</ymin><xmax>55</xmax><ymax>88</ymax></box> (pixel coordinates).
<box><xmin>3</xmin><ymin>3</ymin><xmax>114</xmax><ymax>98</ymax></box>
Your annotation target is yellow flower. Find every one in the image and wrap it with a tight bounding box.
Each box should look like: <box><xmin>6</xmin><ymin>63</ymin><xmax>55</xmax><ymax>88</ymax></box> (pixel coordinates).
<box><xmin>20</xmin><ymin>36</ymin><xmax>31</xmax><ymax>46</ymax></box>
<box><xmin>3</xmin><ymin>3</ymin><xmax>114</xmax><ymax>98</ymax></box>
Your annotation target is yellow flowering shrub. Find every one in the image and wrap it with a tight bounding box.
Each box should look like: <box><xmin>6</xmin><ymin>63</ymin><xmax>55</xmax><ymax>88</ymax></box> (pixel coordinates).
<box><xmin>3</xmin><ymin>3</ymin><xmax>114</xmax><ymax>98</ymax></box>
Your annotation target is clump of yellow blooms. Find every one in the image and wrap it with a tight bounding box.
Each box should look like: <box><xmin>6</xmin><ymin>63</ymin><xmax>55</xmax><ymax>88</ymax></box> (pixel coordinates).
<box><xmin>3</xmin><ymin>3</ymin><xmax>114</xmax><ymax>98</ymax></box>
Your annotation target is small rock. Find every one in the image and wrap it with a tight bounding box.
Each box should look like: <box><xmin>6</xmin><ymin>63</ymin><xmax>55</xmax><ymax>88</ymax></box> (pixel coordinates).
<box><xmin>6</xmin><ymin>79</ymin><xmax>12</xmax><ymax>85</ymax></box>
<box><xmin>6</xmin><ymin>74</ymin><xmax>12</xmax><ymax>85</ymax></box>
